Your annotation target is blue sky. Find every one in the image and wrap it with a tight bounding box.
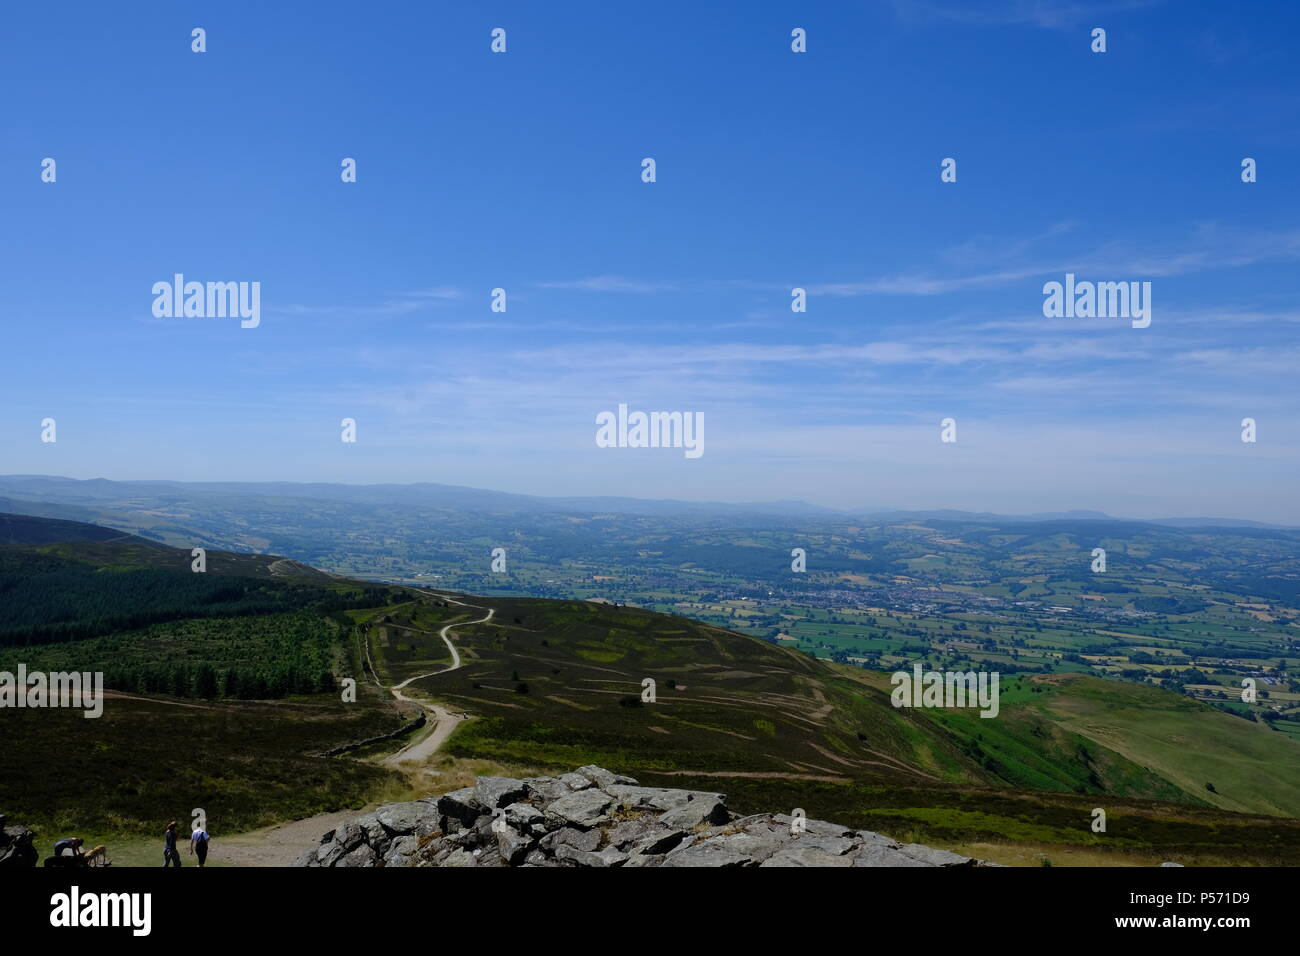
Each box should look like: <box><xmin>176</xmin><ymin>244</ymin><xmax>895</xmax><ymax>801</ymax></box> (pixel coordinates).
<box><xmin>2</xmin><ymin>0</ymin><xmax>1299</xmax><ymax>520</ymax></box>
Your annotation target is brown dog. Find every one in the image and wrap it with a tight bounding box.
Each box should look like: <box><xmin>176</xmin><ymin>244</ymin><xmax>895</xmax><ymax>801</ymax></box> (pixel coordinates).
<box><xmin>83</xmin><ymin>845</ymin><xmax>110</xmax><ymax>867</ymax></box>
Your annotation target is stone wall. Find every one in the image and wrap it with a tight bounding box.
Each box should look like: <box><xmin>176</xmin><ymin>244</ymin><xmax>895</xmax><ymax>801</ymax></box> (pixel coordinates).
<box><xmin>316</xmin><ymin>712</ymin><xmax>426</xmax><ymax>757</ymax></box>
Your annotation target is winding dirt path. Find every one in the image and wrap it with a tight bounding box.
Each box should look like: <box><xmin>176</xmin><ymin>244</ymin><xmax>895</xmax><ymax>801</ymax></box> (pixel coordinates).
<box><xmin>218</xmin><ymin>591</ymin><xmax>495</xmax><ymax>866</ymax></box>
<box><xmin>380</xmin><ymin>592</ymin><xmax>493</xmax><ymax>767</ymax></box>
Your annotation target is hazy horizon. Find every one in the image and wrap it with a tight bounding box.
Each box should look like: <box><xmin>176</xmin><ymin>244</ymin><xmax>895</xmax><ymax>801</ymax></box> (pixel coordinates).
<box><xmin>3</xmin><ymin>471</ymin><xmax>1296</xmax><ymax>527</ymax></box>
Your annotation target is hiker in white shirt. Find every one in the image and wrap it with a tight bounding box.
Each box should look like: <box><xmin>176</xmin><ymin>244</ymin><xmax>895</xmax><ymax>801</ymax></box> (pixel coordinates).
<box><xmin>189</xmin><ymin>827</ymin><xmax>211</xmax><ymax>867</ymax></box>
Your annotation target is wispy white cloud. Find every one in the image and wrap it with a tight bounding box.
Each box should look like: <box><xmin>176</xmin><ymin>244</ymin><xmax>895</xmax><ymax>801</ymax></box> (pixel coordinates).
<box><xmin>812</xmin><ymin>269</ymin><xmax>1042</xmax><ymax>297</ymax></box>
<box><xmin>889</xmin><ymin>0</ymin><xmax>1163</xmax><ymax>29</ymax></box>
<box><xmin>399</xmin><ymin>286</ymin><xmax>466</xmax><ymax>300</ymax></box>
<box><xmin>270</xmin><ymin>286</ymin><xmax>467</xmax><ymax>318</ymax></box>
<box><xmin>811</xmin><ymin>226</ymin><xmax>1300</xmax><ymax>298</ymax></box>
<box><xmin>535</xmin><ymin>275</ymin><xmax>682</xmax><ymax>293</ymax></box>
<box><xmin>269</xmin><ymin>300</ymin><xmax>431</xmax><ymax>318</ymax></box>
<box><xmin>1174</xmin><ymin>346</ymin><xmax>1300</xmax><ymax>375</ymax></box>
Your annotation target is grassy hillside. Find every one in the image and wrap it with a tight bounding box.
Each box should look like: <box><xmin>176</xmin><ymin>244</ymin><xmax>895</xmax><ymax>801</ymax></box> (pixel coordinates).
<box><xmin>0</xmin><ymin>511</ymin><xmax>330</xmax><ymax>579</ymax></box>
<box><xmin>0</xmin><ymin>515</ymin><xmax>397</xmax><ymax>694</ymax></box>
<box><xmin>0</xmin><ymin>515</ymin><xmax>417</xmax><ymax>838</ymax></box>
<box><xmin>1030</xmin><ymin>673</ymin><xmax>1300</xmax><ymax>817</ymax></box>
<box><xmin>892</xmin><ymin>670</ymin><xmax>1300</xmax><ymax>816</ymax></box>
<box><xmin>424</xmin><ymin>596</ymin><xmax>932</xmax><ymax>780</ymax></box>
<box><xmin>378</xmin><ymin>592</ymin><xmax>1300</xmax><ymax>862</ymax></box>
<box><xmin>0</xmin><ymin>694</ymin><xmax>410</xmax><ymax>839</ymax></box>
<box><xmin>400</xmin><ymin>595</ymin><xmax>1300</xmax><ymax>811</ymax></box>
<box><xmin>4</xmin><ymin>514</ymin><xmax>1300</xmax><ymax>864</ymax></box>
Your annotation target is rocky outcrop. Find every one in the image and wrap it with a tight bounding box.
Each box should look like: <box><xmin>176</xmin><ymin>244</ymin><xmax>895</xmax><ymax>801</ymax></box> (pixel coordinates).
<box><xmin>295</xmin><ymin>766</ymin><xmax>1001</xmax><ymax>868</ymax></box>
<box><xmin>0</xmin><ymin>815</ymin><xmax>38</xmax><ymax>868</ymax></box>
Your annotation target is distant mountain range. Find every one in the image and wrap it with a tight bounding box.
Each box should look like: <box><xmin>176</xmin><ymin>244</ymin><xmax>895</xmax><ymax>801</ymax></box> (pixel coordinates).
<box><xmin>0</xmin><ymin>475</ymin><xmax>1291</xmax><ymax>528</ymax></box>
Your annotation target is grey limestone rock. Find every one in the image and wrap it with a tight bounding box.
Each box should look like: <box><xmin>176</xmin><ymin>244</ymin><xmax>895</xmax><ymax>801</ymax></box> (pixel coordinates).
<box><xmin>294</xmin><ymin>767</ymin><xmax>1002</xmax><ymax>869</ymax></box>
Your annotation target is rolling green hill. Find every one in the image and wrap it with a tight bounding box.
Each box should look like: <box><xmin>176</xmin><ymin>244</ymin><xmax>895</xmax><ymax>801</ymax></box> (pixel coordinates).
<box><xmin>0</xmin><ymin>513</ymin><xmax>393</xmax><ymax>689</ymax></box>
<box><xmin>384</xmin><ymin>594</ymin><xmax>1300</xmax><ymax>816</ymax></box>
<box><xmin>3</xmin><ymin>513</ymin><xmax>1300</xmax><ymax>863</ymax></box>
<box><xmin>0</xmin><ymin>510</ymin><xmax>330</xmax><ymax>579</ymax></box>
<box><xmin>359</xmin><ymin>591</ymin><xmax>1300</xmax><ymax>862</ymax></box>
<box><xmin>1028</xmin><ymin>674</ymin><xmax>1300</xmax><ymax>817</ymax></box>
<box><xmin>0</xmin><ymin>515</ymin><xmax>420</xmax><ymax>838</ymax></box>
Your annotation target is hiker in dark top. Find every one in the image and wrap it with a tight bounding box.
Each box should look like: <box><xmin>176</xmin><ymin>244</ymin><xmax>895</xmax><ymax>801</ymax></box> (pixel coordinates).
<box><xmin>190</xmin><ymin>825</ymin><xmax>210</xmax><ymax>867</ymax></box>
<box><xmin>53</xmin><ymin>837</ymin><xmax>83</xmax><ymax>858</ymax></box>
<box><xmin>163</xmin><ymin>821</ymin><xmax>182</xmax><ymax>867</ymax></box>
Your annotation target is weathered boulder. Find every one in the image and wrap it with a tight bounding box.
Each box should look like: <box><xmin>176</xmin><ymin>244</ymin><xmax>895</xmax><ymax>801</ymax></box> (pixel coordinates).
<box><xmin>523</xmin><ymin>776</ymin><xmax>571</xmax><ymax>803</ymax></box>
<box><xmin>574</xmin><ymin>765</ymin><xmax>635</xmax><ymax>789</ymax></box>
<box><xmin>761</xmin><ymin>843</ymin><xmax>856</xmax><ymax>867</ymax></box>
<box><xmin>474</xmin><ymin>777</ymin><xmax>528</xmax><ymax>811</ymax></box>
<box><xmin>384</xmin><ymin>835</ymin><xmax>419</xmax><ymax>867</ymax></box>
<box><xmin>377</xmin><ymin>801</ymin><xmax>432</xmax><ymax>836</ymax></box>
<box><xmin>496</xmin><ymin>827</ymin><xmax>535</xmax><ymax>865</ymax></box>
<box><xmin>540</xmin><ymin>826</ymin><xmax>600</xmax><ymax>852</ymax></box>
<box><xmin>507</xmin><ymin>800</ymin><xmax>545</xmax><ymax>821</ymax></box>
<box><xmin>436</xmin><ymin>787</ymin><xmax>481</xmax><ymax>830</ymax></box>
<box><xmin>336</xmin><ymin>842</ymin><xmax>378</xmax><ymax>867</ymax></box>
<box><xmin>659</xmin><ymin>793</ymin><xmax>728</xmax><ymax>829</ymax></box>
<box><xmin>662</xmin><ymin>836</ymin><xmax>756</xmax><ymax>868</ymax></box>
<box><xmin>896</xmin><ymin>843</ymin><xmax>976</xmax><ymax>867</ymax></box>
<box><xmin>544</xmin><ymin>788</ymin><xmax>614</xmax><ymax>828</ymax></box>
